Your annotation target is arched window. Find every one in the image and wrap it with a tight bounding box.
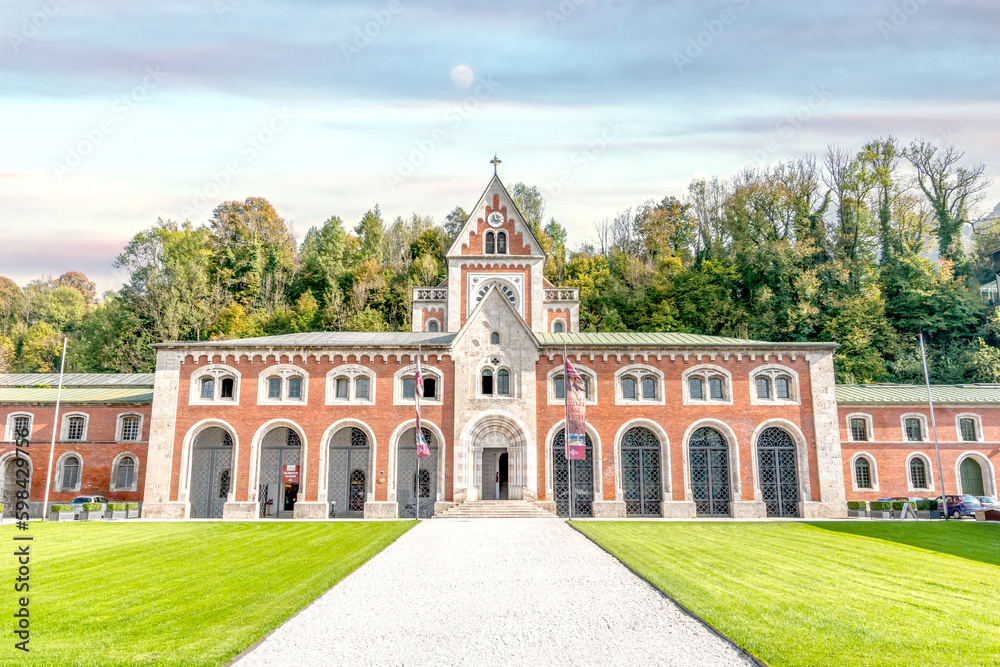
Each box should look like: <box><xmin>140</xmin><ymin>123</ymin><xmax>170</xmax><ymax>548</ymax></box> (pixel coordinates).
<box><xmin>621</xmin><ymin>426</ymin><xmax>661</xmax><ymax>517</ymax></box>
<box><xmin>336</xmin><ymin>377</ymin><xmax>350</xmax><ymax>399</ymax></box>
<box><xmin>481</xmin><ymin>369</ymin><xmax>493</xmax><ymax>395</ymax></box>
<box><xmin>490</xmin><ymin>332</ymin><xmax>500</xmax><ymax>345</ymax></box>
<box><xmin>756</xmin><ymin>377</ymin><xmax>770</xmax><ymax>399</ymax></box>
<box><xmin>267</xmin><ymin>377</ymin><xmax>282</xmax><ymax>399</ymax></box>
<box><xmin>220</xmin><ymin>377</ymin><xmax>235</xmax><ymax>399</ymax></box>
<box><xmin>427</xmin><ymin>319</ymin><xmax>439</xmax><ymax>332</ymax></box>
<box><xmin>553</xmin><ymin>320</ymin><xmax>564</xmax><ymax>333</ymax></box>
<box><xmin>855</xmin><ymin>457</ymin><xmax>873</xmax><ymax>489</ymax></box>
<box><xmin>66</xmin><ymin>416</ymin><xmax>86</xmax><ymax>441</ymax></box>
<box><xmin>496</xmin><ymin>231</ymin><xmax>507</xmax><ymax>254</ymax></box>
<box><xmin>423</xmin><ymin>376</ymin><xmax>437</xmax><ymax>399</ymax></box>
<box><xmin>119</xmin><ymin>415</ymin><xmax>141</xmax><ymax>441</ymax></box>
<box><xmin>641</xmin><ymin>376</ymin><xmax>656</xmax><ymax>399</ymax></box>
<box><xmin>621</xmin><ymin>376</ymin><xmax>637</xmax><ymax>399</ymax></box>
<box><xmin>485</xmin><ymin>231</ymin><xmax>495</xmax><ymax>254</ymax></box>
<box><xmin>775</xmin><ymin>377</ymin><xmax>790</xmax><ymax>399</ymax></box>
<box><xmin>116</xmin><ymin>456</ymin><xmax>136</xmax><ymax>489</ymax></box>
<box><xmin>689</xmin><ymin>377</ymin><xmax>703</xmax><ymax>399</ymax></box>
<box><xmin>909</xmin><ymin>457</ymin><xmax>928</xmax><ymax>489</ymax></box>
<box><xmin>355</xmin><ymin>376</ymin><xmax>370</xmax><ymax>400</ymax></box>
<box><xmin>709</xmin><ymin>377</ymin><xmax>724</xmax><ymax>399</ymax></box>
<box><xmin>201</xmin><ymin>378</ymin><xmax>215</xmax><ymax>399</ymax></box>
<box><xmin>61</xmin><ymin>456</ymin><xmax>80</xmax><ymax>491</ymax></box>
<box><xmin>287</xmin><ymin>377</ymin><xmax>303</xmax><ymax>400</ymax></box>
<box><xmin>497</xmin><ymin>369</ymin><xmax>510</xmax><ymax>396</ymax></box>
<box><xmin>757</xmin><ymin>427</ymin><xmax>799</xmax><ymax>517</ymax></box>
<box><xmin>554</xmin><ymin>374</ymin><xmax>565</xmax><ymax>399</ymax></box>
<box><xmin>688</xmin><ymin>427</ymin><xmax>730</xmax><ymax>516</ymax></box>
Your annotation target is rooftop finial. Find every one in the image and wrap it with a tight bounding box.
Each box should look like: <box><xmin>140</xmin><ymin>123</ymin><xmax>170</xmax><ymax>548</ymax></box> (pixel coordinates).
<box><xmin>490</xmin><ymin>153</ymin><xmax>501</xmax><ymax>175</ymax></box>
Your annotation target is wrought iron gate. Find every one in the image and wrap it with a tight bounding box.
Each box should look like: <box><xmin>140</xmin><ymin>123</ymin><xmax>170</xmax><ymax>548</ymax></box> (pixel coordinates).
<box><xmin>757</xmin><ymin>427</ymin><xmax>800</xmax><ymax>517</ymax></box>
<box><xmin>621</xmin><ymin>427</ymin><xmax>661</xmax><ymax>516</ymax></box>
<box><xmin>397</xmin><ymin>428</ymin><xmax>436</xmax><ymax>518</ymax></box>
<box><xmin>258</xmin><ymin>428</ymin><xmax>301</xmax><ymax>518</ymax></box>
<box><xmin>190</xmin><ymin>429</ymin><xmax>232</xmax><ymax>518</ymax></box>
<box><xmin>552</xmin><ymin>430</ymin><xmax>593</xmax><ymax>517</ymax></box>
<box><xmin>328</xmin><ymin>427</ymin><xmax>370</xmax><ymax>517</ymax></box>
<box><xmin>689</xmin><ymin>427</ymin><xmax>730</xmax><ymax>517</ymax></box>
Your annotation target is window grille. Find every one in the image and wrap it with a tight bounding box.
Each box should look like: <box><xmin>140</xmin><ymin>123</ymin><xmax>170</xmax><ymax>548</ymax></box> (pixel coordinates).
<box><xmin>850</xmin><ymin>418</ymin><xmax>868</xmax><ymax>442</ymax></box>
<box><xmin>13</xmin><ymin>415</ymin><xmax>30</xmax><ymax>439</ymax></box>
<box><xmin>909</xmin><ymin>458</ymin><xmax>928</xmax><ymax>489</ymax></box>
<box><xmin>855</xmin><ymin>457</ymin><xmax>872</xmax><ymax>489</ymax></box>
<box><xmin>960</xmin><ymin>418</ymin><xmax>977</xmax><ymax>442</ymax></box>
<box><xmin>218</xmin><ymin>469</ymin><xmax>231</xmax><ymax>497</ymax></box>
<box><xmin>121</xmin><ymin>416</ymin><xmax>140</xmax><ymax>441</ymax></box>
<box><xmin>67</xmin><ymin>416</ymin><xmax>85</xmax><ymax>441</ymax></box>
<box><xmin>905</xmin><ymin>418</ymin><xmax>923</xmax><ymax>442</ymax></box>
<box><xmin>287</xmin><ymin>377</ymin><xmax>302</xmax><ymax>400</ymax></box>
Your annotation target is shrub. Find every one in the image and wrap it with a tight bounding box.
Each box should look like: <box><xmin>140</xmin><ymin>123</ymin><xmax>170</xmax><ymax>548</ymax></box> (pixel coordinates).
<box><xmin>126</xmin><ymin>502</ymin><xmax>139</xmax><ymax>510</ymax></box>
<box><xmin>106</xmin><ymin>503</ymin><xmax>128</xmax><ymax>511</ymax></box>
<box><xmin>51</xmin><ymin>504</ymin><xmax>74</xmax><ymax>512</ymax></box>
<box><xmin>82</xmin><ymin>502</ymin><xmax>102</xmax><ymax>511</ymax></box>
<box><xmin>916</xmin><ymin>499</ymin><xmax>938</xmax><ymax>511</ymax></box>
<box><xmin>869</xmin><ymin>501</ymin><xmax>891</xmax><ymax>511</ymax></box>
<box><xmin>847</xmin><ymin>501</ymin><xmax>868</xmax><ymax>510</ymax></box>
<box><xmin>891</xmin><ymin>501</ymin><xmax>905</xmax><ymax>511</ymax></box>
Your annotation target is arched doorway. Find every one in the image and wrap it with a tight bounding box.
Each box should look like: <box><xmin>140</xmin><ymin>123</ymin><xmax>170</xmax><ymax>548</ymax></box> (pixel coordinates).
<box><xmin>552</xmin><ymin>429</ymin><xmax>594</xmax><ymax>517</ymax></box>
<box><xmin>960</xmin><ymin>457</ymin><xmax>986</xmax><ymax>497</ymax></box>
<box><xmin>757</xmin><ymin>427</ymin><xmax>800</xmax><ymax>517</ymax></box>
<box><xmin>258</xmin><ymin>427</ymin><xmax>301</xmax><ymax>518</ymax></box>
<box><xmin>190</xmin><ymin>428</ymin><xmax>233</xmax><ymax>518</ymax></box>
<box><xmin>397</xmin><ymin>427</ymin><xmax>437</xmax><ymax>518</ymax></box>
<box><xmin>621</xmin><ymin>427</ymin><xmax>661</xmax><ymax>517</ymax></box>
<box><xmin>328</xmin><ymin>427</ymin><xmax>370</xmax><ymax>518</ymax></box>
<box><xmin>689</xmin><ymin>427</ymin><xmax>731</xmax><ymax>517</ymax></box>
<box><xmin>1</xmin><ymin>456</ymin><xmax>30</xmax><ymax>518</ymax></box>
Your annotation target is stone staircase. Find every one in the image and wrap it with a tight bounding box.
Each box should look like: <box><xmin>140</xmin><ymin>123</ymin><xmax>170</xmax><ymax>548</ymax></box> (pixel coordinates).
<box><xmin>434</xmin><ymin>500</ymin><xmax>558</xmax><ymax>519</ymax></box>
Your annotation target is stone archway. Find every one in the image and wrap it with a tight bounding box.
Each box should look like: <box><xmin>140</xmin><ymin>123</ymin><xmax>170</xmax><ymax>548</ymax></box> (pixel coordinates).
<box><xmin>466</xmin><ymin>415</ymin><xmax>528</xmax><ymax>501</ymax></box>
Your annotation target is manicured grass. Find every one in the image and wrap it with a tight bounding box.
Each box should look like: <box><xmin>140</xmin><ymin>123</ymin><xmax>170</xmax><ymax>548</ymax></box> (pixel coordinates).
<box><xmin>573</xmin><ymin>521</ymin><xmax>1000</xmax><ymax>667</ymax></box>
<box><xmin>0</xmin><ymin>521</ymin><xmax>413</xmax><ymax>666</ymax></box>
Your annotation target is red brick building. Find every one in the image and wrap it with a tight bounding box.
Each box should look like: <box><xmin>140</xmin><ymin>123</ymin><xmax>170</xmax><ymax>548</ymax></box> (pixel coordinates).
<box><xmin>0</xmin><ymin>374</ymin><xmax>152</xmax><ymax>515</ymax></box>
<box><xmin>837</xmin><ymin>384</ymin><xmax>999</xmax><ymax>503</ymax></box>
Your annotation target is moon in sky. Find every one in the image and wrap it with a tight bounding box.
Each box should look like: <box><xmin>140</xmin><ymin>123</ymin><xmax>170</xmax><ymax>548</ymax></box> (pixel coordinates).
<box><xmin>450</xmin><ymin>65</ymin><xmax>474</xmax><ymax>88</ymax></box>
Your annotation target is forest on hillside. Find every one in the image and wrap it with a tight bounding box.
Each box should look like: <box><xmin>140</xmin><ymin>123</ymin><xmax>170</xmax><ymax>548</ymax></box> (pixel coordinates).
<box><xmin>2</xmin><ymin>136</ymin><xmax>1000</xmax><ymax>385</ymax></box>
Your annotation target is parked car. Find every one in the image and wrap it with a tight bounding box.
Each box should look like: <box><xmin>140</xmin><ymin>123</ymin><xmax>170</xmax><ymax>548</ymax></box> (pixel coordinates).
<box><xmin>70</xmin><ymin>496</ymin><xmax>109</xmax><ymax>517</ymax></box>
<box><xmin>931</xmin><ymin>495</ymin><xmax>984</xmax><ymax>519</ymax></box>
<box><xmin>978</xmin><ymin>496</ymin><xmax>999</xmax><ymax>511</ymax></box>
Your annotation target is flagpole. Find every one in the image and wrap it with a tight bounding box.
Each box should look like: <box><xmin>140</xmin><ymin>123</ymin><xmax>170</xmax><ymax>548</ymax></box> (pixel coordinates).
<box><xmin>565</xmin><ymin>345</ymin><xmax>573</xmax><ymax>521</ymax></box>
<box><xmin>42</xmin><ymin>337</ymin><xmax>68</xmax><ymax>520</ymax></box>
<box><xmin>415</xmin><ymin>346</ymin><xmax>421</xmax><ymax>521</ymax></box>
<box><xmin>920</xmin><ymin>334</ymin><xmax>947</xmax><ymax>521</ymax></box>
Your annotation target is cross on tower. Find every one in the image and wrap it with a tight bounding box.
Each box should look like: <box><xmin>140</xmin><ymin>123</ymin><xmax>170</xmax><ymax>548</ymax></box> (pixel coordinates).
<box><xmin>490</xmin><ymin>154</ymin><xmax>501</xmax><ymax>175</ymax></box>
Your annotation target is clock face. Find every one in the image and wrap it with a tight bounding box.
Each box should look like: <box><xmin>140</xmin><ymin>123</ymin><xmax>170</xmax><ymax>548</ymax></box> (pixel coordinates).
<box><xmin>487</xmin><ymin>211</ymin><xmax>504</xmax><ymax>228</ymax></box>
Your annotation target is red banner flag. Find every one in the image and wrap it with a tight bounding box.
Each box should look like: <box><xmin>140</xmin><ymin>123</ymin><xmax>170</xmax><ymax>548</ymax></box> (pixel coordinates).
<box><xmin>564</xmin><ymin>355</ymin><xmax>586</xmax><ymax>460</ymax></box>
<box><xmin>414</xmin><ymin>354</ymin><xmax>430</xmax><ymax>458</ymax></box>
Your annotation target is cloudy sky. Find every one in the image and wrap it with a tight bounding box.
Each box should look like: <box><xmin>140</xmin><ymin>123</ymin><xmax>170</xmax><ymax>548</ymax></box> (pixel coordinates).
<box><xmin>2</xmin><ymin>0</ymin><xmax>998</xmax><ymax>292</ymax></box>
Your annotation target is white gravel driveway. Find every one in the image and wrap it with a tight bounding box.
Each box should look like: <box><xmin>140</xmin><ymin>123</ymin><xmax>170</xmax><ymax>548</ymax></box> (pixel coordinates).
<box><xmin>235</xmin><ymin>519</ymin><xmax>755</xmax><ymax>666</ymax></box>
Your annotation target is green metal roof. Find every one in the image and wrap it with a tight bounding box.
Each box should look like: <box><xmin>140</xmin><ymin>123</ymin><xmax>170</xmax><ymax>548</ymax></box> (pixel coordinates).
<box><xmin>836</xmin><ymin>384</ymin><xmax>1000</xmax><ymax>405</ymax></box>
<box><xmin>154</xmin><ymin>331</ymin><xmax>456</xmax><ymax>348</ymax></box>
<box><xmin>0</xmin><ymin>373</ymin><xmax>154</xmax><ymax>388</ymax></box>
<box><xmin>0</xmin><ymin>387</ymin><xmax>153</xmax><ymax>405</ymax></box>
<box><xmin>535</xmin><ymin>332</ymin><xmax>836</xmax><ymax>348</ymax></box>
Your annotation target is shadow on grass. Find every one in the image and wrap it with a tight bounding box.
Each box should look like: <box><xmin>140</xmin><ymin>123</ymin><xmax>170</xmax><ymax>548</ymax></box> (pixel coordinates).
<box><xmin>810</xmin><ymin>521</ymin><xmax>1000</xmax><ymax>568</ymax></box>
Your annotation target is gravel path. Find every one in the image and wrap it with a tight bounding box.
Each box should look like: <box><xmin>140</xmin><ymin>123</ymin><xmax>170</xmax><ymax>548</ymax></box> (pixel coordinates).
<box><xmin>235</xmin><ymin>519</ymin><xmax>755</xmax><ymax>666</ymax></box>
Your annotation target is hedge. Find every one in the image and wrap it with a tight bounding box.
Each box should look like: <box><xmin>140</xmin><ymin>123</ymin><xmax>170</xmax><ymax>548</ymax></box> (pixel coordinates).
<box><xmin>106</xmin><ymin>503</ymin><xmax>128</xmax><ymax>511</ymax></box>
<box><xmin>869</xmin><ymin>501</ymin><xmax>892</xmax><ymax>511</ymax></box>
<box><xmin>126</xmin><ymin>502</ymin><xmax>139</xmax><ymax>510</ymax></box>
<box><xmin>51</xmin><ymin>504</ymin><xmax>74</xmax><ymax>512</ymax></box>
<box><xmin>916</xmin><ymin>499</ymin><xmax>939</xmax><ymax>511</ymax></box>
<box><xmin>847</xmin><ymin>501</ymin><xmax>868</xmax><ymax>510</ymax></box>
<box><xmin>891</xmin><ymin>501</ymin><xmax>905</xmax><ymax>511</ymax></box>
<box><xmin>82</xmin><ymin>502</ymin><xmax>102</xmax><ymax>511</ymax></box>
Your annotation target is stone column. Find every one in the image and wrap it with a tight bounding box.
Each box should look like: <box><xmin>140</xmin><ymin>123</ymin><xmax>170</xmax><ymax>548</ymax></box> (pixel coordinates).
<box><xmin>141</xmin><ymin>350</ymin><xmax>188</xmax><ymax>519</ymax></box>
<box><xmin>803</xmin><ymin>350</ymin><xmax>848</xmax><ymax>518</ymax></box>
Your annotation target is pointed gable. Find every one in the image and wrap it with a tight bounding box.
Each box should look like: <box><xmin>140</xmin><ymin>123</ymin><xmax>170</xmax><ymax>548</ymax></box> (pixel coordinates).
<box><xmin>446</xmin><ymin>175</ymin><xmax>545</xmax><ymax>258</ymax></box>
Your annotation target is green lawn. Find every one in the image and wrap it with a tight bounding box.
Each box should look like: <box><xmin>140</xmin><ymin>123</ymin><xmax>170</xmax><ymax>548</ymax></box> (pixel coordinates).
<box><xmin>573</xmin><ymin>521</ymin><xmax>1000</xmax><ymax>667</ymax></box>
<box><xmin>0</xmin><ymin>521</ymin><xmax>413</xmax><ymax>666</ymax></box>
